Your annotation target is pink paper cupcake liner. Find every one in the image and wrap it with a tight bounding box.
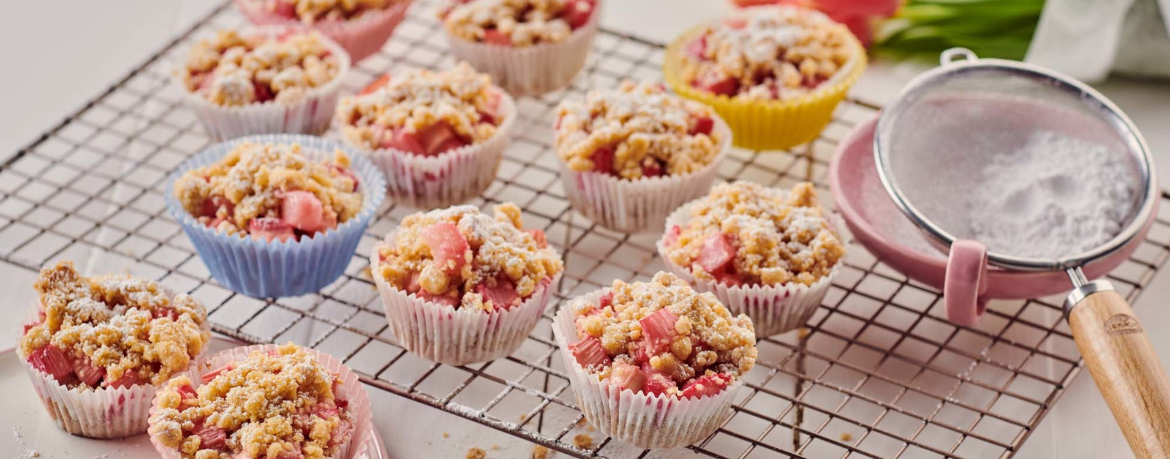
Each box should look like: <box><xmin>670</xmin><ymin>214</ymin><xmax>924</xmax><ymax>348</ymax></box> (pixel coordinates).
<box><xmin>657</xmin><ymin>201</ymin><xmax>843</xmax><ymax>337</ymax></box>
<box><xmin>343</xmin><ymin>90</ymin><xmax>516</xmax><ymax>209</ymax></box>
<box><xmin>234</xmin><ymin>0</ymin><xmax>412</xmax><ymax>61</ymax></box>
<box><xmin>552</xmin><ymin>289</ymin><xmax>744</xmax><ymax>449</ymax></box>
<box><xmin>17</xmin><ymin>297</ymin><xmax>208</xmax><ymax>439</ymax></box>
<box><xmin>370</xmin><ymin>248</ymin><xmax>562</xmax><ymax>366</ymax></box>
<box><xmin>558</xmin><ymin>115</ymin><xmax>732</xmax><ymax>233</ymax></box>
<box><xmin>443</xmin><ymin>1</ymin><xmax>602</xmax><ymax>96</ymax></box>
<box><xmin>174</xmin><ymin>26</ymin><xmax>352</xmax><ymax>141</ymax></box>
<box><xmin>148</xmin><ymin>344</ymin><xmax>374</xmax><ymax>459</ymax></box>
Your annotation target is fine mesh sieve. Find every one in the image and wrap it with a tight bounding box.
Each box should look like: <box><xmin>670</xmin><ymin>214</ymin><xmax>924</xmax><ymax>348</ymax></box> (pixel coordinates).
<box><xmin>874</xmin><ymin>48</ymin><xmax>1168</xmax><ymax>458</ymax></box>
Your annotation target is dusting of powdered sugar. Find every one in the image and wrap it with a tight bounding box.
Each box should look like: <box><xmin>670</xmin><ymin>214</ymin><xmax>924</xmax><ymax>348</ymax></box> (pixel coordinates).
<box><xmin>967</xmin><ymin>131</ymin><xmax>1140</xmax><ymax>259</ymax></box>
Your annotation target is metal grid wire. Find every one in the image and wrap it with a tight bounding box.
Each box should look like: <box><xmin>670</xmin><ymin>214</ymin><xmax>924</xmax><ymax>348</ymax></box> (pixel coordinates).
<box><xmin>2</xmin><ymin>1</ymin><xmax>1169</xmax><ymax>458</ymax></box>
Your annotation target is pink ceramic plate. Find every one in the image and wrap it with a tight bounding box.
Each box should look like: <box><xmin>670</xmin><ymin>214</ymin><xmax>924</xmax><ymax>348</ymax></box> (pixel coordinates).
<box><xmin>828</xmin><ymin>115</ymin><xmax>1151</xmax><ymax>323</ymax></box>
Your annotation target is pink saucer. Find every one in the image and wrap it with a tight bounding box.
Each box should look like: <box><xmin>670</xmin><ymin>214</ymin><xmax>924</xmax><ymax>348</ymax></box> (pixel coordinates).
<box><xmin>828</xmin><ymin>115</ymin><xmax>1150</xmax><ymax>317</ymax></box>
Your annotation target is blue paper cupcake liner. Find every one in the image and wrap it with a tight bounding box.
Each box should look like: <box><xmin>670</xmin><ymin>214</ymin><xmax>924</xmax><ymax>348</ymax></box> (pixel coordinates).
<box><xmin>165</xmin><ymin>134</ymin><xmax>387</xmax><ymax>298</ymax></box>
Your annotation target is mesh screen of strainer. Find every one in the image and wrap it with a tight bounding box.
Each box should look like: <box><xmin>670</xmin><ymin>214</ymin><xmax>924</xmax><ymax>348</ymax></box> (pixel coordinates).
<box><xmin>875</xmin><ymin>61</ymin><xmax>1150</xmax><ymax>266</ymax></box>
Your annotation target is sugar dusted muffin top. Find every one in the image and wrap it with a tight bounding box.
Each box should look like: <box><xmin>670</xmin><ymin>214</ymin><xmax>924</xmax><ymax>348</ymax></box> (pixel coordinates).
<box><xmin>149</xmin><ymin>343</ymin><xmax>354</xmax><ymax>459</ymax></box>
<box><xmin>336</xmin><ymin>63</ymin><xmax>506</xmax><ymax>156</ymax></box>
<box><xmin>441</xmin><ymin>0</ymin><xmax>597</xmax><ymax>47</ymax></box>
<box><xmin>681</xmin><ymin>6</ymin><xmax>856</xmax><ymax>101</ymax></box>
<box><xmin>374</xmin><ymin>203</ymin><xmax>563</xmax><ymax>311</ymax></box>
<box><xmin>568</xmin><ymin>272</ymin><xmax>757</xmax><ymax>399</ymax></box>
<box><xmin>181</xmin><ymin>30</ymin><xmax>342</xmax><ymax>106</ymax></box>
<box><xmin>256</xmin><ymin>0</ymin><xmax>404</xmax><ymax>23</ymax></box>
<box><xmin>663</xmin><ymin>181</ymin><xmax>844</xmax><ymax>287</ymax></box>
<box><xmin>19</xmin><ymin>261</ymin><xmax>210</xmax><ymax>388</ymax></box>
<box><xmin>174</xmin><ymin>141</ymin><xmax>364</xmax><ymax>242</ymax></box>
<box><xmin>555</xmin><ymin>81</ymin><xmax>724</xmax><ymax>180</ymax></box>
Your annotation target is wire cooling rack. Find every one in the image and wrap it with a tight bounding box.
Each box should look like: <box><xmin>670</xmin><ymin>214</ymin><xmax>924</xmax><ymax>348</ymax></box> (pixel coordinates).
<box><xmin>3</xmin><ymin>1</ymin><xmax>1170</xmax><ymax>458</ymax></box>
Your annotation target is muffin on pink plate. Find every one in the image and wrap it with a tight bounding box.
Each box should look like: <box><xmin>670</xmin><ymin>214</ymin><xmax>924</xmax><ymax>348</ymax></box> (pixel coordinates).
<box><xmin>18</xmin><ymin>261</ymin><xmax>211</xmax><ymax>438</ymax></box>
<box><xmin>657</xmin><ymin>181</ymin><xmax>845</xmax><ymax>337</ymax></box>
<box><xmin>555</xmin><ymin>81</ymin><xmax>732</xmax><ymax>233</ymax></box>
<box><xmin>234</xmin><ymin>0</ymin><xmax>413</xmax><ymax>61</ymax></box>
<box><xmin>552</xmin><ymin>272</ymin><xmax>758</xmax><ymax>449</ymax></box>
<box><xmin>439</xmin><ymin>0</ymin><xmax>602</xmax><ymax>95</ymax></box>
<box><xmin>370</xmin><ymin>203</ymin><xmax>563</xmax><ymax>365</ymax></box>
<box><xmin>335</xmin><ymin>63</ymin><xmax>516</xmax><ymax>208</ymax></box>
<box><xmin>176</xmin><ymin>28</ymin><xmax>350</xmax><ymax>140</ymax></box>
<box><xmin>148</xmin><ymin>343</ymin><xmax>372</xmax><ymax>459</ymax></box>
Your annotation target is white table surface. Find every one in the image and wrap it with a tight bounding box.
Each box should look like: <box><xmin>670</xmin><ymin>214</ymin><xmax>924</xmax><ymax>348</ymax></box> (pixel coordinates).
<box><xmin>1</xmin><ymin>1</ymin><xmax>1169</xmax><ymax>458</ymax></box>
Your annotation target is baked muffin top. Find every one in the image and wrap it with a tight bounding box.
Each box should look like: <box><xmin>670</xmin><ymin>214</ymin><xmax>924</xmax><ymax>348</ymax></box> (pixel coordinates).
<box><xmin>257</xmin><ymin>0</ymin><xmax>405</xmax><ymax>24</ymax></box>
<box><xmin>662</xmin><ymin>181</ymin><xmax>844</xmax><ymax>287</ymax></box>
<box><xmin>20</xmin><ymin>261</ymin><xmax>210</xmax><ymax>388</ymax></box>
<box><xmin>555</xmin><ymin>81</ymin><xmax>724</xmax><ymax>180</ymax></box>
<box><xmin>441</xmin><ymin>0</ymin><xmax>597</xmax><ymax>47</ymax></box>
<box><xmin>181</xmin><ymin>30</ymin><xmax>342</xmax><ymax>106</ymax></box>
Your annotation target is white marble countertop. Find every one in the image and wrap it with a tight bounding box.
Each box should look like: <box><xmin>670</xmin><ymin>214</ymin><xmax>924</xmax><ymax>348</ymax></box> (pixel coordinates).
<box><xmin>1</xmin><ymin>1</ymin><xmax>1168</xmax><ymax>458</ymax></box>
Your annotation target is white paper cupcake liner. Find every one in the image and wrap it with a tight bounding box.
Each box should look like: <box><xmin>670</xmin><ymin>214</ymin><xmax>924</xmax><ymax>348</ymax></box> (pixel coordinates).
<box><xmin>657</xmin><ymin>201</ymin><xmax>842</xmax><ymax>337</ymax></box>
<box><xmin>174</xmin><ymin>26</ymin><xmax>352</xmax><ymax>141</ymax></box>
<box><xmin>149</xmin><ymin>344</ymin><xmax>373</xmax><ymax>459</ymax></box>
<box><xmin>345</xmin><ymin>91</ymin><xmax>516</xmax><ymax>209</ymax></box>
<box><xmin>235</xmin><ymin>0</ymin><xmax>412</xmax><ymax>62</ymax></box>
<box><xmin>165</xmin><ymin>134</ymin><xmax>387</xmax><ymax>298</ymax></box>
<box><xmin>552</xmin><ymin>290</ymin><xmax>744</xmax><ymax>449</ymax></box>
<box><xmin>17</xmin><ymin>297</ymin><xmax>208</xmax><ymax>439</ymax></box>
<box><xmin>370</xmin><ymin>247</ymin><xmax>562</xmax><ymax>366</ymax></box>
<box><xmin>444</xmin><ymin>1</ymin><xmax>602</xmax><ymax>96</ymax></box>
<box><xmin>558</xmin><ymin>115</ymin><xmax>732</xmax><ymax>233</ymax></box>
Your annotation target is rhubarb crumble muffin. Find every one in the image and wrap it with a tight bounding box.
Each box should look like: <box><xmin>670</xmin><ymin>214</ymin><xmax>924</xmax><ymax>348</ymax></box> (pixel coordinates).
<box><xmin>173</xmin><ymin>140</ymin><xmax>363</xmax><ymax>242</ymax></box>
<box><xmin>177</xmin><ymin>29</ymin><xmax>350</xmax><ymax>139</ymax></box>
<box><xmin>664</xmin><ymin>5</ymin><xmax>866</xmax><ymax>150</ymax></box>
<box><xmin>148</xmin><ymin>343</ymin><xmax>371</xmax><ymax>459</ymax></box>
<box><xmin>440</xmin><ymin>0</ymin><xmax>602</xmax><ymax>95</ymax></box>
<box><xmin>336</xmin><ymin>63</ymin><xmax>515</xmax><ymax>207</ymax></box>
<box><xmin>658</xmin><ymin>181</ymin><xmax>845</xmax><ymax>336</ymax></box>
<box><xmin>371</xmin><ymin>203</ymin><xmax>564</xmax><ymax>365</ymax></box>
<box><xmin>553</xmin><ymin>81</ymin><xmax>731</xmax><ymax>233</ymax></box>
<box><xmin>553</xmin><ymin>272</ymin><xmax>757</xmax><ymax>449</ymax></box>
<box><xmin>168</xmin><ymin>135</ymin><xmax>386</xmax><ymax>298</ymax></box>
<box><xmin>235</xmin><ymin>0</ymin><xmax>413</xmax><ymax>61</ymax></box>
<box><xmin>18</xmin><ymin>261</ymin><xmax>210</xmax><ymax>438</ymax></box>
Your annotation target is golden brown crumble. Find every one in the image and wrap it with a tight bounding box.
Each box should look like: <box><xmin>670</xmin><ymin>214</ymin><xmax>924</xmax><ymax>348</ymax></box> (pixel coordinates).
<box><xmin>532</xmin><ymin>445</ymin><xmax>550</xmax><ymax>459</ymax></box>
<box><xmin>664</xmin><ymin>181</ymin><xmax>843</xmax><ymax>286</ymax></box>
<box><xmin>555</xmin><ymin>81</ymin><xmax>723</xmax><ymax>179</ymax></box>
<box><xmin>181</xmin><ymin>30</ymin><xmax>341</xmax><ymax>106</ymax></box>
<box><xmin>466</xmin><ymin>447</ymin><xmax>487</xmax><ymax>459</ymax></box>
<box><xmin>174</xmin><ymin>141</ymin><xmax>363</xmax><ymax>238</ymax></box>
<box><xmin>19</xmin><ymin>261</ymin><xmax>210</xmax><ymax>387</ymax></box>
<box><xmin>336</xmin><ymin>63</ymin><xmax>505</xmax><ymax>152</ymax></box>
<box><xmin>681</xmin><ymin>6</ymin><xmax>856</xmax><ymax>101</ymax></box>
<box><xmin>572</xmin><ymin>433</ymin><xmax>593</xmax><ymax>450</ymax></box>
<box><xmin>572</xmin><ymin>272</ymin><xmax>757</xmax><ymax>394</ymax></box>
<box><xmin>257</xmin><ymin>0</ymin><xmax>403</xmax><ymax>23</ymax></box>
<box><xmin>149</xmin><ymin>343</ymin><xmax>351</xmax><ymax>459</ymax></box>
<box><xmin>442</xmin><ymin>0</ymin><xmax>588</xmax><ymax>46</ymax></box>
<box><xmin>374</xmin><ymin>203</ymin><xmax>563</xmax><ymax>312</ymax></box>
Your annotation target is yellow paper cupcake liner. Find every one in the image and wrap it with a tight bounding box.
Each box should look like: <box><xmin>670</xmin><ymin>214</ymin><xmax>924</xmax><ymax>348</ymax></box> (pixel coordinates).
<box><xmin>664</xmin><ymin>23</ymin><xmax>867</xmax><ymax>152</ymax></box>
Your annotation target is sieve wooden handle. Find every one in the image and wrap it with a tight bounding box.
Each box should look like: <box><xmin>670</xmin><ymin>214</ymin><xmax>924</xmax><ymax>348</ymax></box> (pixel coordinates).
<box><xmin>1069</xmin><ymin>289</ymin><xmax>1170</xmax><ymax>459</ymax></box>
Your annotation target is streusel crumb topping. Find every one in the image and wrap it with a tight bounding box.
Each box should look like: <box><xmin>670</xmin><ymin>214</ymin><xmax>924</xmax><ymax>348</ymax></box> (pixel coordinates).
<box><xmin>571</xmin><ymin>272</ymin><xmax>756</xmax><ymax>397</ymax></box>
<box><xmin>375</xmin><ymin>203</ymin><xmax>564</xmax><ymax>312</ymax></box>
<box><xmin>181</xmin><ymin>29</ymin><xmax>341</xmax><ymax>106</ymax></box>
<box><xmin>149</xmin><ymin>343</ymin><xmax>352</xmax><ymax>459</ymax></box>
<box><xmin>442</xmin><ymin>0</ymin><xmax>593</xmax><ymax>46</ymax></box>
<box><xmin>555</xmin><ymin>81</ymin><xmax>723</xmax><ymax>180</ymax></box>
<box><xmin>174</xmin><ymin>141</ymin><xmax>363</xmax><ymax>239</ymax></box>
<box><xmin>336</xmin><ymin>63</ymin><xmax>504</xmax><ymax>153</ymax></box>
<box><xmin>681</xmin><ymin>6</ymin><xmax>855</xmax><ymax>101</ymax></box>
<box><xmin>259</xmin><ymin>0</ymin><xmax>402</xmax><ymax>24</ymax></box>
<box><xmin>664</xmin><ymin>181</ymin><xmax>844</xmax><ymax>287</ymax></box>
<box><xmin>19</xmin><ymin>261</ymin><xmax>210</xmax><ymax>387</ymax></box>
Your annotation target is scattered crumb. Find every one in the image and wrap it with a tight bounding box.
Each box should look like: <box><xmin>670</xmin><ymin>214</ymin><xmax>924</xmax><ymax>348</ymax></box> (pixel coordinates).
<box><xmin>573</xmin><ymin>433</ymin><xmax>593</xmax><ymax>449</ymax></box>
<box><xmin>586</xmin><ymin>424</ymin><xmax>594</xmax><ymax>432</ymax></box>
<box><xmin>840</xmin><ymin>432</ymin><xmax>853</xmax><ymax>442</ymax></box>
<box><xmin>532</xmin><ymin>445</ymin><xmax>551</xmax><ymax>459</ymax></box>
<box><xmin>466</xmin><ymin>447</ymin><xmax>487</xmax><ymax>459</ymax></box>
<box><xmin>798</xmin><ymin>327</ymin><xmax>811</xmax><ymax>339</ymax></box>
<box><xmin>443</xmin><ymin>432</ymin><xmax>450</xmax><ymax>438</ymax></box>
<box><xmin>491</xmin><ymin>444</ymin><xmax>500</xmax><ymax>450</ymax></box>
<box><xmin>519</xmin><ymin>414</ymin><xmax>527</xmax><ymax>422</ymax></box>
